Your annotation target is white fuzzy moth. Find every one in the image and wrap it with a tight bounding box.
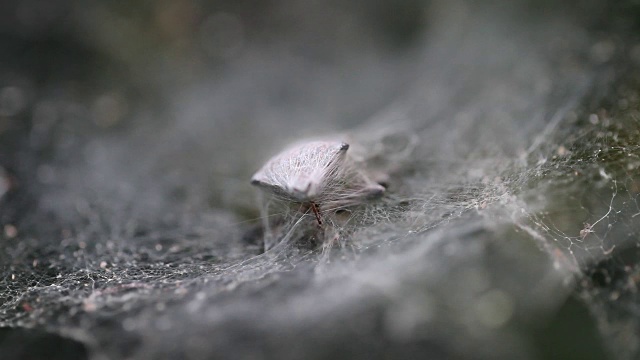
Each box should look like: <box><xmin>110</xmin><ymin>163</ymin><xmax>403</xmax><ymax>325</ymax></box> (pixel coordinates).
<box><xmin>251</xmin><ymin>140</ymin><xmax>385</xmax><ymax>226</ymax></box>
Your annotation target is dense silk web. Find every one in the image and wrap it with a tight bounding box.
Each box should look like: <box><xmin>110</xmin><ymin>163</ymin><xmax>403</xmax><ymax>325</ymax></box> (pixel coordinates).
<box><xmin>1</xmin><ymin>2</ymin><xmax>639</xmax><ymax>360</ymax></box>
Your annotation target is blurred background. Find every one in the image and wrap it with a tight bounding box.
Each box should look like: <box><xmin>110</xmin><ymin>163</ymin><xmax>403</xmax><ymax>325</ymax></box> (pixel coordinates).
<box><xmin>1</xmin><ymin>0</ymin><xmax>639</xmax><ymax>359</ymax></box>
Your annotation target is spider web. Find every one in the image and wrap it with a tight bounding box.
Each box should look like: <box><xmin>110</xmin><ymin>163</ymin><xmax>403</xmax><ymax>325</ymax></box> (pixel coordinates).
<box><xmin>1</xmin><ymin>1</ymin><xmax>639</xmax><ymax>360</ymax></box>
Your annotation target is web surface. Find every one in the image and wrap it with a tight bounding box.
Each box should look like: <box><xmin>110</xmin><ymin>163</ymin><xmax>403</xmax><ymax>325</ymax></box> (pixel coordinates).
<box><xmin>0</xmin><ymin>1</ymin><xmax>639</xmax><ymax>359</ymax></box>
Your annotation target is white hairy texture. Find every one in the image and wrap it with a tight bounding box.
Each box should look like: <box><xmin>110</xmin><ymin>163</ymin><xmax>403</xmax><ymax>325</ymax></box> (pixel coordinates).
<box><xmin>251</xmin><ymin>140</ymin><xmax>384</xmax><ymax>210</ymax></box>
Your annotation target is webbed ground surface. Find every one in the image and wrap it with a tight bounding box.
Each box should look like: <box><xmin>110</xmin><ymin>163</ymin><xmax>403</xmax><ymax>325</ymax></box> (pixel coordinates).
<box><xmin>1</xmin><ymin>1</ymin><xmax>639</xmax><ymax>359</ymax></box>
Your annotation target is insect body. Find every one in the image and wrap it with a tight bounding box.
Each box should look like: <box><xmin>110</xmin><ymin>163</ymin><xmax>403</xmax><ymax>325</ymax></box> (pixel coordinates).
<box><xmin>251</xmin><ymin>140</ymin><xmax>385</xmax><ymax>225</ymax></box>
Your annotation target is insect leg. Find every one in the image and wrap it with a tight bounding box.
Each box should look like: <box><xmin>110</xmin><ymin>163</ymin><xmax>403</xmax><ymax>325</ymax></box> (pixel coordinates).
<box><xmin>310</xmin><ymin>202</ymin><xmax>323</xmax><ymax>225</ymax></box>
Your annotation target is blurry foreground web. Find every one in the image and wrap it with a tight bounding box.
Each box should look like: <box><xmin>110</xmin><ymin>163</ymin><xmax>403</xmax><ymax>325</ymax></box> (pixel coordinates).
<box><xmin>1</xmin><ymin>5</ymin><xmax>640</xmax><ymax>360</ymax></box>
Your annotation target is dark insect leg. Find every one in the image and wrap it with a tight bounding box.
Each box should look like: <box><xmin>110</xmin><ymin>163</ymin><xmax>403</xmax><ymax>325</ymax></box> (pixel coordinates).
<box><xmin>310</xmin><ymin>202</ymin><xmax>323</xmax><ymax>225</ymax></box>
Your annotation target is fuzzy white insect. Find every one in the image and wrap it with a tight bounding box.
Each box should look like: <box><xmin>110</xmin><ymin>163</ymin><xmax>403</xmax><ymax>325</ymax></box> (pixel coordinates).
<box><xmin>251</xmin><ymin>140</ymin><xmax>385</xmax><ymax>225</ymax></box>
